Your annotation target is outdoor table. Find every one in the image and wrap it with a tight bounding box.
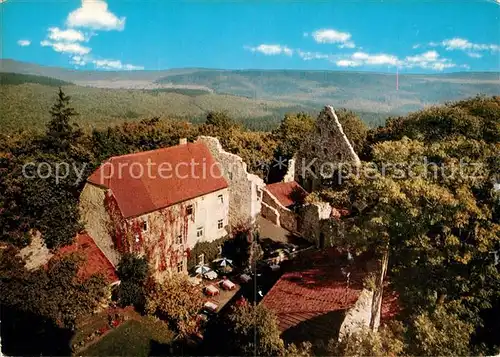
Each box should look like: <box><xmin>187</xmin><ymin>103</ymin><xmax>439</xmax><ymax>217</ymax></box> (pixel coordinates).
<box><xmin>222</xmin><ymin>279</ymin><xmax>236</xmax><ymax>290</ymax></box>
<box><xmin>204</xmin><ymin>270</ymin><xmax>218</xmax><ymax>280</ymax></box>
<box><xmin>204</xmin><ymin>301</ymin><xmax>218</xmax><ymax>312</ymax></box>
<box><xmin>270</xmin><ymin>264</ymin><xmax>280</xmax><ymax>271</ymax></box>
<box><xmin>240</xmin><ymin>274</ymin><xmax>251</xmax><ymax>283</ymax></box>
<box><xmin>204</xmin><ymin>284</ymin><xmax>219</xmax><ymax>296</ymax></box>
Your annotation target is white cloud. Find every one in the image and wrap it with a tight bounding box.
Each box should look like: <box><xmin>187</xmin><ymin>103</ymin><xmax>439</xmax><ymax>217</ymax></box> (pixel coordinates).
<box><xmin>246</xmin><ymin>44</ymin><xmax>293</xmax><ymax>56</ymax></box>
<box><xmin>429</xmin><ymin>37</ymin><xmax>499</xmax><ymax>53</ymax></box>
<box><xmin>92</xmin><ymin>58</ymin><xmax>144</xmax><ymax>70</ymax></box>
<box><xmin>70</xmin><ymin>55</ymin><xmax>87</xmax><ymax>66</ymax></box>
<box><xmin>467</xmin><ymin>52</ymin><xmax>482</xmax><ymax>58</ymax></box>
<box><xmin>336</xmin><ymin>60</ymin><xmax>360</xmax><ymax>67</ymax></box>
<box><xmin>17</xmin><ymin>39</ymin><xmax>31</xmax><ymax>47</ymax></box>
<box><xmin>296</xmin><ymin>49</ymin><xmax>333</xmax><ymax>61</ymax></box>
<box><xmin>404</xmin><ymin>50</ymin><xmax>456</xmax><ymax>70</ymax></box>
<box><xmin>351</xmin><ymin>51</ymin><xmax>400</xmax><ymax>66</ymax></box>
<box><xmin>311</xmin><ymin>28</ymin><xmax>355</xmax><ymax>48</ymax></box>
<box><xmin>67</xmin><ymin>0</ymin><xmax>125</xmax><ymax>31</ymax></box>
<box><xmin>48</xmin><ymin>27</ymin><xmax>85</xmax><ymax>42</ymax></box>
<box><xmin>41</xmin><ymin>40</ymin><xmax>91</xmax><ymax>55</ymax></box>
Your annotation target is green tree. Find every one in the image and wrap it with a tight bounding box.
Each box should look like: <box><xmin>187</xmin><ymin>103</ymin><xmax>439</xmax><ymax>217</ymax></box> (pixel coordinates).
<box><xmin>324</xmin><ymin>103</ymin><xmax>500</xmax><ymax>354</ymax></box>
<box><xmin>45</xmin><ymin>87</ymin><xmax>82</xmax><ymax>153</ymax></box>
<box><xmin>335</xmin><ymin>108</ymin><xmax>369</xmax><ymax>154</ymax></box>
<box><xmin>329</xmin><ymin>322</ymin><xmax>406</xmax><ymax>357</ymax></box>
<box><xmin>145</xmin><ymin>274</ymin><xmax>202</xmax><ymax>335</ymax></box>
<box><xmin>223</xmin><ymin>301</ymin><xmax>286</xmax><ymax>356</ymax></box>
<box><xmin>0</xmin><ymin>246</ymin><xmax>108</xmax><ymax>330</ymax></box>
<box><xmin>116</xmin><ymin>253</ymin><xmax>149</xmax><ymax>309</ymax></box>
<box><xmin>273</xmin><ymin>112</ymin><xmax>315</xmax><ymax>160</ymax></box>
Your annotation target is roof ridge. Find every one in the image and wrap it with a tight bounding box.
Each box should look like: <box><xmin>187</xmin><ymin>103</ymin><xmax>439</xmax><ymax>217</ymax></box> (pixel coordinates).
<box><xmin>105</xmin><ymin>141</ymin><xmax>202</xmax><ymax>161</ymax></box>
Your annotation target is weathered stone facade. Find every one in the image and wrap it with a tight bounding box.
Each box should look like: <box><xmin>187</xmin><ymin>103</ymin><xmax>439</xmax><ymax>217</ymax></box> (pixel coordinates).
<box><xmin>80</xmin><ymin>183</ymin><xmax>229</xmax><ymax>280</ymax></box>
<box><xmin>197</xmin><ymin>136</ymin><xmax>265</xmax><ymax>229</ymax></box>
<box><xmin>295</xmin><ymin>106</ymin><xmax>361</xmax><ymax>192</ymax></box>
<box><xmin>298</xmin><ymin>202</ymin><xmax>333</xmax><ymax>247</ymax></box>
<box><xmin>261</xmin><ymin>188</ymin><xmax>299</xmax><ymax>234</ymax></box>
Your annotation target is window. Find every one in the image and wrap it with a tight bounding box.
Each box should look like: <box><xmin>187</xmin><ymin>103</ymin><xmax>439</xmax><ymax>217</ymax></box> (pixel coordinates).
<box><xmin>311</xmin><ymin>146</ymin><xmax>316</xmax><ymax>152</ymax></box>
<box><xmin>218</xmin><ymin>194</ymin><xmax>224</xmax><ymax>204</ymax></box>
<box><xmin>197</xmin><ymin>227</ymin><xmax>204</xmax><ymax>238</ymax></box>
<box><xmin>323</xmin><ymin>148</ymin><xmax>328</xmax><ymax>155</ymax></box>
<box><xmin>177</xmin><ymin>260</ymin><xmax>184</xmax><ymax>273</ymax></box>
<box><xmin>176</xmin><ymin>235</ymin><xmax>183</xmax><ymax>245</ymax></box>
<box><xmin>218</xmin><ymin>219</ymin><xmax>224</xmax><ymax>229</ymax></box>
<box><xmin>228</xmin><ymin>171</ymin><xmax>233</xmax><ymax>180</ymax></box>
<box><xmin>336</xmin><ymin>153</ymin><xmax>343</xmax><ymax>161</ymax></box>
<box><xmin>186</xmin><ymin>205</ymin><xmax>193</xmax><ymax>215</ymax></box>
<box><xmin>142</xmin><ymin>221</ymin><xmax>148</xmax><ymax>232</ymax></box>
<box><xmin>257</xmin><ymin>188</ymin><xmax>262</xmax><ymax>201</ymax></box>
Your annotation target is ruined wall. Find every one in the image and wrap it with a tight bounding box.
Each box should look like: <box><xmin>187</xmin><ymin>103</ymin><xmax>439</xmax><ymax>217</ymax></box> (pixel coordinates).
<box><xmin>295</xmin><ymin>106</ymin><xmax>361</xmax><ymax>192</ymax></box>
<box><xmin>261</xmin><ymin>202</ymin><xmax>280</xmax><ymax>226</ymax></box>
<box><xmin>338</xmin><ymin>289</ymin><xmax>379</xmax><ymax>341</ymax></box>
<box><xmin>282</xmin><ymin>155</ymin><xmax>296</xmax><ymax>183</ymax></box>
<box><xmin>298</xmin><ymin>202</ymin><xmax>332</xmax><ymax>246</ymax></box>
<box><xmin>80</xmin><ymin>183</ymin><xmax>121</xmax><ymax>266</ymax></box>
<box><xmin>197</xmin><ymin>136</ymin><xmax>265</xmax><ymax>229</ymax></box>
<box><xmin>81</xmin><ymin>182</ymin><xmax>229</xmax><ymax>280</ymax></box>
<box><xmin>261</xmin><ymin>189</ymin><xmax>299</xmax><ymax>233</ymax></box>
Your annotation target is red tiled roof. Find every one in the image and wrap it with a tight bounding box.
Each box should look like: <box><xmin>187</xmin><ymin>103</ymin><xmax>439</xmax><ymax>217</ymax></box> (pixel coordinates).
<box><xmin>88</xmin><ymin>142</ymin><xmax>228</xmax><ymax>218</ymax></box>
<box><xmin>262</xmin><ymin>249</ymin><xmax>367</xmax><ymax>335</ymax></box>
<box><xmin>55</xmin><ymin>233</ymin><xmax>119</xmax><ymax>284</ymax></box>
<box><xmin>265</xmin><ymin>181</ymin><xmax>308</xmax><ymax>208</ymax></box>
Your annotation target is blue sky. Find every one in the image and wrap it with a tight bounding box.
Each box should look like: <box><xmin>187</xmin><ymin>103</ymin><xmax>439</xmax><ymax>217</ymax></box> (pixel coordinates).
<box><xmin>2</xmin><ymin>0</ymin><xmax>499</xmax><ymax>73</ymax></box>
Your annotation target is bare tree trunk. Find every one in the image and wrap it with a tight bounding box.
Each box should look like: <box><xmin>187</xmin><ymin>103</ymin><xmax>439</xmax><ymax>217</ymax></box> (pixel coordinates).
<box><xmin>369</xmin><ymin>247</ymin><xmax>389</xmax><ymax>331</ymax></box>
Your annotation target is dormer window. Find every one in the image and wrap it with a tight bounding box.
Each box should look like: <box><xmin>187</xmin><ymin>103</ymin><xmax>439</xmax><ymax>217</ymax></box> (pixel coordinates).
<box><xmin>186</xmin><ymin>205</ymin><xmax>193</xmax><ymax>215</ymax></box>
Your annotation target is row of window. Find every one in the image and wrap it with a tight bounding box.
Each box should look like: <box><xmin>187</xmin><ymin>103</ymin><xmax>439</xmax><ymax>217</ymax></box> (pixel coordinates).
<box><xmin>140</xmin><ymin>219</ymin><xmax>225</xmax><ymax>243</ymax></box>
<box><xmin>185</xmin><ymin>195</ymin><xmax>224</xmax><ymax>216</ymax></box>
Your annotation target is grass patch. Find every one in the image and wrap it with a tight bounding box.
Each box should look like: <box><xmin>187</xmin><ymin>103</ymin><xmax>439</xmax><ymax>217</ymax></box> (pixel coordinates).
<box><xmin>81</xmin><ymin>317</ymin><xmax>175</xmax><ymax>357</ymax></box>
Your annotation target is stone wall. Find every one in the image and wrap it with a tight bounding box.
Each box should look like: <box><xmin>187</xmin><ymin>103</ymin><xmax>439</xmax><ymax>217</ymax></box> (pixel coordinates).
<box><xmin>261</xmin><ymin>202</ymin><xmax>280</xmax><ymax>226</ymax></box>
<box><xmin>262</xmin><ymin>189</ymin><xmax>299</xmax><ymax>233</ymax></box>
<box><xmin>295</xmin><ymin>106</ymin><xmax>361</xmax><ymax>192</ymax></box>
<box><xmin>282</xmin><ymin>155</ymin><xmax>296</xmax><ymax>183</ymax></box>
<box><xmin>298</xmin><ymin>202</ymin><xmax>332</xmax><ymax>247</ymax></box>
<box><xmin>197</xmin><ymin>136</ymin><xmax>265</xmax><ymax>229</ymax></box>
<box><xmin>338</xmin><ymin>289</ymin><xmax>379</xmax><ymax>341</ymax></box>
<box><xmin>80</xmin><ymin>183</ymin><xmax>121</xmax><ymax>266</ymax></box>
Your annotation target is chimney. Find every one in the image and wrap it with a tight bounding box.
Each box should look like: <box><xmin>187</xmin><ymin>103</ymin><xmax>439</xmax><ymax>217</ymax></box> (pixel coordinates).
<box><xmin>179</xmin><ymin>138</ymin><xmax>187</xmax><ymax>145</ymax></box>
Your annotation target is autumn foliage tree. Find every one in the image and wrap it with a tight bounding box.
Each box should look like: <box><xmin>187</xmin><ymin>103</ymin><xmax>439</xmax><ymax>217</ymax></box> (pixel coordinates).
<box><xmin>323</xmin><ymin>97</ymin><xmax>500</xmax><ymax>355</ymax></box>
<box><xmin>145</xmin><ymin>274</ymin><xmax>202</xmax><ymax>335</ymax></box>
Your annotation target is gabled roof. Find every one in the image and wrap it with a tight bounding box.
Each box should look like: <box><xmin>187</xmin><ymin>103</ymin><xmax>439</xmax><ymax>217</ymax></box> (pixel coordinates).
<box><xmin>262</xmin><ymin>248</ymin><xmax>399</xmax><ymax>344</ymax></box>
<box><xmin>262</xmin><ymin>249</ymin><xmax>365</xmax><ymax>338</ymax></box>
<box><xmin>265</xmin><ymin>181</ymin><xmax>308</xmax><ymax>208</ymax></box>
<box><xmin>55</xmin><ymin>233</ymin><xmax>119</xmax><ymax>284</ymax></box>
<box><xmin>88</xmin><ymin>142</ymin><xmax>228</xmax><ymax>218</ymax></box>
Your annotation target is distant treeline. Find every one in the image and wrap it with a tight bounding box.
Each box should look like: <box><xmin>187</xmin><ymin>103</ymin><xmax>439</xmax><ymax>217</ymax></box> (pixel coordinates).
<box><xmin>0</xmin><ymin>72</ymin><xmax>73</xmax><ymax>87</ymax></box>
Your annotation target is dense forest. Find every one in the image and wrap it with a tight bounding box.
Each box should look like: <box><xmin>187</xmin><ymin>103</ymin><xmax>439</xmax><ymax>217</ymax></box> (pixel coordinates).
<box><xmin>0</xmin><ymin>88</ymin><xmax>499</xmax><ymax>356</ymax></box>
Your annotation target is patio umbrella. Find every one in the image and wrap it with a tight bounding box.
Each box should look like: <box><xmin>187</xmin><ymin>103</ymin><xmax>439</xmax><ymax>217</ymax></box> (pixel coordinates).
<box><xmin>213</xmin><ymin>257</ymin><xmax>233</xmax><ymax>267</ymax></box>
<box><xmin>194</xmin><ymin>264</ymin><xmax>212</xmax><ymax>275</ymax></box>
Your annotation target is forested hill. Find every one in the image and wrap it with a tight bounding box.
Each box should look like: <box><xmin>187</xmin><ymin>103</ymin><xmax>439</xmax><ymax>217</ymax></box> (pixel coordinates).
<box><xmin>0</xmin><ymin>72</ymin><xmax>385</xmax><ymax>132</ymax></box>
<box><xmin>1</xmin><ymin>59</ymin><xmax>498</xmax><ymax>118</ymax></box>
